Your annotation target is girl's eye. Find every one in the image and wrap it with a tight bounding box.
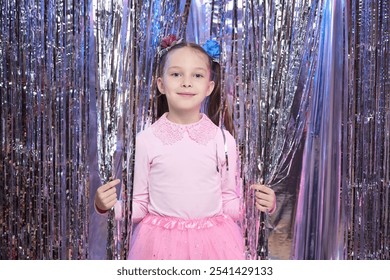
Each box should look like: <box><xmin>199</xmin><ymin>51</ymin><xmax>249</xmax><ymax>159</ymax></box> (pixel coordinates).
<box><xmin>171</xmin><ymin>73</ymin><xmax>180</xmax><ymax>77</ymax></box>
<box><xmin>194</xmin><ymin>74</ymin><xmax>204</xmax><ymax>78</ymax></box>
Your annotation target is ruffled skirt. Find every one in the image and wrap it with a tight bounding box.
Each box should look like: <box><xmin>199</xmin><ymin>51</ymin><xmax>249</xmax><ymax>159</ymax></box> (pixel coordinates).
<box><xmin>128</xmin><ymin>214</ymin><xmax>244</xmax><ymax>260</ymax></box>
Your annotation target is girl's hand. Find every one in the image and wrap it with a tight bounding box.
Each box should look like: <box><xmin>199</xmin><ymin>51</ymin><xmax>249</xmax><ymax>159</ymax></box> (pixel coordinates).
<box><xmin>250</xmin><ymin>184</ymin><xmax>276</xmax><ymax>213</ymax></box>
<box><xmin>94</xmin><ymin>179</ymin><xmax>120</xmax><ymax>213</ymax></box>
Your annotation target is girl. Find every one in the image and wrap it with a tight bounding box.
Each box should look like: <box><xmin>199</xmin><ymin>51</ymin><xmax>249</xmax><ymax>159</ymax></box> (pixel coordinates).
<box><xmin>95</xmin><ymin>35</ymin><xmax>276</xmax><ymax>260</ymax></box>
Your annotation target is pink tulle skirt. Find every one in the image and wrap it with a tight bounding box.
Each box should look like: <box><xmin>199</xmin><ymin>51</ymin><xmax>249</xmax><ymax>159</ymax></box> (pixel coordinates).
<box><xmin>128</xmin><ymin>214</ymin><xmax>244</xmax><ymax>260</ymax></box>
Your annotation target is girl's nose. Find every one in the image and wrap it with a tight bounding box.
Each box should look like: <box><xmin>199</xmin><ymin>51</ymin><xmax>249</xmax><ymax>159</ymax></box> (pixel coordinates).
<box><xmin>182</xmin><ymin>77</ymin><xmax>192</xmax><ymax>88</ymax></box>
<box><xmin>182</xmin><ymin>83</ymin><xmax>192</xmax><ymax>88</ymax></box>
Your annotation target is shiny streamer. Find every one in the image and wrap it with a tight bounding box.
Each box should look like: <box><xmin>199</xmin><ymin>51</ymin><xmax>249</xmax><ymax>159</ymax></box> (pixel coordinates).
<box><xmin>345</xmin><ymin>0</ymin><xmax>390</xmax><ymax>260</ymax></box>
<box><xmin>292</xmin><ymin>0</ymin><xmax>390</xmax><ymax>260</ymax></box>
<box><xmin>0</xmin><ymin>0</ymin><xmax>91</xmax><ymax>259</ymax></box>
<box><xmin>94</xmin><ymin>0</ymin><xmax>127</xmax><ymax>260</ymax></box>
<box><xmin>292</xmin><ymin>0</ymin><xmax>346</xmax><ymax>259</ymax></box>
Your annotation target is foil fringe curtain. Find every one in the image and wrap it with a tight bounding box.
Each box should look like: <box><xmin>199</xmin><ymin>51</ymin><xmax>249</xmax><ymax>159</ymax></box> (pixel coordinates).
<box><xmin>1</xmin><ymin>0</ymin><xmax>91</xmax><ymax>259</ymax></box>
<box><xmin>292</xmin><ymin>0</ymin><xmax>389</xmax><ymax>260</ymax></box>
<box><xmin>233</xmin><ymin>0</ymin><xmax>324</xmax><ymax>259</ymax></box>
<box><xmin>292</xmin><ymin>0</ymin><xmax>346</xmax><ymax>259</ymax></box>
<box><xmin>345</xmin><ymin>0</ymin><xmax>389</xmax><ymax>260</ymax></box>
<box><xmin>1</xmin><ymin>0</ymin><xmax>389</xmax><ymax>260</ymax></box>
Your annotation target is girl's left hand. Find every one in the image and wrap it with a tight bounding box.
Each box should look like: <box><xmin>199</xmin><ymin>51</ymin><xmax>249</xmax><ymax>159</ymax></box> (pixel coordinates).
<box><xmin>250</xmin><ymin>184</ymin><xmax>276</xmax><ymax>213</ymax></box>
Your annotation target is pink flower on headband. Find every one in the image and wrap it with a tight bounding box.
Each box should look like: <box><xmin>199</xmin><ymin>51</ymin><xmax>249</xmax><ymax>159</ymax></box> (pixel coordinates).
<box><xmin>161</xmin><ymin>34</ymin><xmax>178</xmax><ymax>49</ymax></box>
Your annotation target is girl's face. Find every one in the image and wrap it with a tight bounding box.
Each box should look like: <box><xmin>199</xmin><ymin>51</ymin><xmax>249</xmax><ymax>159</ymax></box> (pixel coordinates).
<box><xmin>157</xmin><ymin>47</ymin><xmax>215</xmax><ymax>118</ymax></box>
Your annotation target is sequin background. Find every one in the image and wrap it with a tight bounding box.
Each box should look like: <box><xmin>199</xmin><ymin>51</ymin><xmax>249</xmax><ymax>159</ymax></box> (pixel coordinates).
<box><xmin>0</xmin><ymin>0</ymin><xmax>388</xmax><ymax>260</ymax></box>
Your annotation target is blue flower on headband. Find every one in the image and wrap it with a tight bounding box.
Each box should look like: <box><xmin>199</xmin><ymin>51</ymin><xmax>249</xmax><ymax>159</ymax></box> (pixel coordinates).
<box><xmin>202</xmin><ymin>39</ymin><xmax>221</xmax><ymax>61</ymax></box>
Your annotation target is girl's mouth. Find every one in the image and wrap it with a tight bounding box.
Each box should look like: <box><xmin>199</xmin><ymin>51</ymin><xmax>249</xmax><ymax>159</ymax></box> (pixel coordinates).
<box><xmin>178</xmin><ymin>92</ymin><xmax>195</xmax><ymax>97</ymax></box>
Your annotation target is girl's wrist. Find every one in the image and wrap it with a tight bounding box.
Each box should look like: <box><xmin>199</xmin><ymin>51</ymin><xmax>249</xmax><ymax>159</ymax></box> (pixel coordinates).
<box><xmin>268</xmin><ymin>201</ymin><xmax>276</xmax><ymax>215</ymax></box>
<box><xmin>95</xmin><ymin>203</ymin><xmax>108</xmax><ymax>214</ymax></box>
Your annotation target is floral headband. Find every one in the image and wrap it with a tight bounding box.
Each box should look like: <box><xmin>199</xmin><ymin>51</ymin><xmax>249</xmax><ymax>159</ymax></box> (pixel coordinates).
<box><xmin>158</xmin><ymin>34</ymin><xmax>221</xmax><ymax>62</ymax></box>
<box><xmin>157</xmin><ymin>34</ymin><xmax>183</xmax><ymax>57</ymax></box>
<box><xmin>202</xmin><ymin>39</ymin><xmax>221</xmax><ymax>62</ymax></box>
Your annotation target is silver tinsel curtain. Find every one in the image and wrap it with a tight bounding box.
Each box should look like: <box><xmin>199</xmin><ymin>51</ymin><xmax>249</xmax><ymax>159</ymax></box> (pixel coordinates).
<box><xmin>1</xmin><ymin>0</ymin><xmax>389</xmax><ymax>260</ymax></box>
<box><xmin>0</xmin><ymin>0</ymin><xmax>91</xmax><ymax>259</ymax></box>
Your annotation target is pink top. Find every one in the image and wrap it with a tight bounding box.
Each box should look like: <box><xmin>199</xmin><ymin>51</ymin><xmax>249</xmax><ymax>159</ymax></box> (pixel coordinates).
<box><xmin>131</xmin><ymin>113</ymin><xmax>242</xmax><ymax>223</ymax></box>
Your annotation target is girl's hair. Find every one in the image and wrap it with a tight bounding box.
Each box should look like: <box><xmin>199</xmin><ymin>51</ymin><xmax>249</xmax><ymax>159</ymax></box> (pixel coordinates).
<box><xmin>156</xmin><ymin>42</ymin><xmax>235</xmax><ymax>135</ymax></box>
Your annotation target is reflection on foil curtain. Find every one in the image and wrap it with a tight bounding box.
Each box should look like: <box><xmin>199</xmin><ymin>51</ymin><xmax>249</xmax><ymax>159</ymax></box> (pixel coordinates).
<box><xmin>0</xmin><ymin>0</ymin><xmax>91</xmax><ymax>259</ymax></box>
<box><xmin>292</xmin><ymin>0</ymin><xmax>347</xmax><ymax>260</ymax></box>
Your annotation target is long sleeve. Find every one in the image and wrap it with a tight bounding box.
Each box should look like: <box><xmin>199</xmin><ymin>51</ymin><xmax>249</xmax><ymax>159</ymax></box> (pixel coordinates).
<box><xmin>95</xmin><ymin>132</ymin><xmax>150</xmax><ymax>222</ymax></box>
<box><xmin>220</xmin><ymin>130</ymin><xmax>242</xmax><ymax>222</ymax></box>
<box><xmin>131</xmin><ymin>132</ymin><xmax>150</xmax><ymax>223</ymax></box>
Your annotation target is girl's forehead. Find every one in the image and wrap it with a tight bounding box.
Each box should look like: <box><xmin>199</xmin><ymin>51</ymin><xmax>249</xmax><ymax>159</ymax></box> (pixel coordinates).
<box><xmin>165</xmin><ymin>47</ymin><xmax>210</xmax><ymax>68</ymax></box>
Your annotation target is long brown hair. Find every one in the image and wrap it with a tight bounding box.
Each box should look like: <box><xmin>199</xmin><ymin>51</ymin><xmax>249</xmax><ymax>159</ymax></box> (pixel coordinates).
<box><xmin>156</xmin><ymin>41</ymin><xmax>234</xmax><ymax>135</ymax></box>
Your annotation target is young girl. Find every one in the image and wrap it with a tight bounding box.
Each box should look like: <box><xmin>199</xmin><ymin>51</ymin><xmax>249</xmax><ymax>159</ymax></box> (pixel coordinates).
<box><xmin>95</xmin><ymin>35</ymin><xmax>276</xmax><ymax>260</ymax></box>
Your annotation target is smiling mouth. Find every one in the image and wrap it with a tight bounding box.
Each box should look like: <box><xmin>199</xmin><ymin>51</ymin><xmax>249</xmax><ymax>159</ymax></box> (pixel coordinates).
<box><xmin>177</xmin><ymin>93</ymin><xmax>196</xmax><ymax>97</ymax></box>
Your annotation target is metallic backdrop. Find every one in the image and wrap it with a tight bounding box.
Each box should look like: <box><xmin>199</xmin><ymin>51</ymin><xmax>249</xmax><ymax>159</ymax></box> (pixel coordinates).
<box><xmin>0</xmin><ymin>0</ymin><xmax>389</xmax><ymax>260</ymax></box>
<box><xmin>0</xmin><ymin>0</ymin><xmax>91</xmax><ymax>259</ymax></box>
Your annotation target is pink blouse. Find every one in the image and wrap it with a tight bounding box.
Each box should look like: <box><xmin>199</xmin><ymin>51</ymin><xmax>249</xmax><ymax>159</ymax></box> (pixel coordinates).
<box><xmin>131</xmin><ymin>113</ymin><xmax>242</xmax><ymax>223</ymax></box>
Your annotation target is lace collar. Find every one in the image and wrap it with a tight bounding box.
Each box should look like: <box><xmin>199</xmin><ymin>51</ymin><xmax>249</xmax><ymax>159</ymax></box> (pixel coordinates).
<box><xmin>152</xmin><ymin>113</ymin><xmax>218</xmax><ymax>145</ymax></box>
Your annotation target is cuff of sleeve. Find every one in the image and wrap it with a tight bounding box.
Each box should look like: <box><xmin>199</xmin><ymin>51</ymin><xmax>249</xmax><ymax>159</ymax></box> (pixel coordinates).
<box><xmin>268</xmin><ymin>201</ymin><xmax>277</xmax><ymax>215</ymax></box>
<box><xmin>114</xmin><ymin>200</ymin><xmax>122</xmax><ymax>221</ymax></box>
<box><xmin>94</xmin><ymin>203</ymin><xmax>108</xmax><ymax>216</ymax></box>
<box><xmin>94</xmin><ymin>200</ymin><xmax>122</xmax><ymax>221</ymax></box>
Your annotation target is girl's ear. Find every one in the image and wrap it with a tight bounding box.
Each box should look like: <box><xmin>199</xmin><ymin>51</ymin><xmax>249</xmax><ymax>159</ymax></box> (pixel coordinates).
<box><xmin>206</xmin><ymin>80</ymin><xmax>215</xmax><ymax>97</ymax></box>
<box><xmin>157</xmin><ymin>77</ymin><xmax>165</xmax><ymax>94</ymax></box>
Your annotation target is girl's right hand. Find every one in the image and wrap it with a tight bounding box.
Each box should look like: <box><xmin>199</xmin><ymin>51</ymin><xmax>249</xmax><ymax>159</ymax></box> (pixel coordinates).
<box><xmin>94</xmin><ymin>179</ymin><xmax>120</xmax><ymax>213</ymax></box>
<box><xmin>250</xmin><ymin>184</ymin><xmax>276</xmax><ymax>213</ymax></box>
